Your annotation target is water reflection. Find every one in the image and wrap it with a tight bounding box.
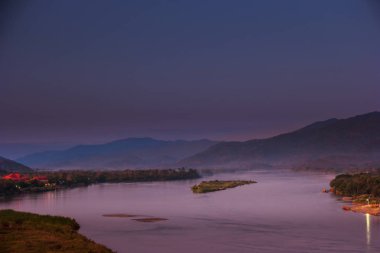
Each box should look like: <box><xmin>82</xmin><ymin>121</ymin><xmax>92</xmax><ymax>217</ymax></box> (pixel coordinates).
<box><xmin>42</xmin><ymin>190</ymin><xmax>57</xmax><ymax>209</ymax></box>
<box><xmin>366</xmin><ymin>213</ymin><xmax>371</xmax><ymax>246</ymax></box>
<box><xmin>1</xmin><ymin>171</ymin><xmax>380</xmax><ymax>253</ymax></box>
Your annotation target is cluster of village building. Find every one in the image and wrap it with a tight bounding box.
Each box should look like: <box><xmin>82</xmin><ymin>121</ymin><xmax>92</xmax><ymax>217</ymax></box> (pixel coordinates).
<box><xmin>2</xmin><ymin>173</ymin><xmax>48</xmax><ymax>183</ymax></box>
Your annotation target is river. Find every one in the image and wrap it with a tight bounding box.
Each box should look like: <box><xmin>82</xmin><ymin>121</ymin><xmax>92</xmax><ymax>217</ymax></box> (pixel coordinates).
<box><xmin>1</xmin><ymin>170</ymin><xmax>379</xmax><ymax>253</ymax></box>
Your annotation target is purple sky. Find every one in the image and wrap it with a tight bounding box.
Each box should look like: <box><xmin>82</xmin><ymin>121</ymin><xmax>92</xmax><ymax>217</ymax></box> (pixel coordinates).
<box><xmin>1</xmin><ymin>0</ymin><xmax>380</xmax><ymax>145</ymax></box>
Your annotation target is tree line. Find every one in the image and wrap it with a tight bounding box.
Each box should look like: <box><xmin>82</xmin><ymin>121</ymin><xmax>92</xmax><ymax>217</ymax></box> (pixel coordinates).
<box><xmin>0</xmin><ymin>168</ymin><xmax>200</xmax><ymax>196</ymax></box>
<box><xmin>330</xmin><ymin>173</ymin><xmax>380</xmax><ymax>197</ymax></box>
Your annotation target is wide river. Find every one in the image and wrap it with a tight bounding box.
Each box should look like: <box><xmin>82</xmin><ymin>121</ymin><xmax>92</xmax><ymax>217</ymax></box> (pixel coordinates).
<box><xmin>1</xmin><ymin>170</ymin><xmax>379</xmax><ymax>253</ymax></box>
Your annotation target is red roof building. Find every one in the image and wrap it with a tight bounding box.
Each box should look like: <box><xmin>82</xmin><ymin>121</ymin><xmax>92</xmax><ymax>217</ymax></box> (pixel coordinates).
<box><xmin>31</xmin><ymin>176</ymin><xmax>48</xmax><ymax>182</ymax></box>
<box><xmin>2</xmin><ymin>173</ymin><xmax>49</xmax><ymax>183</ymax></box>
<box><xmin>2</xmin><ymin>173</ymin><xmax>29</xmax><ymax>182</ymax></box>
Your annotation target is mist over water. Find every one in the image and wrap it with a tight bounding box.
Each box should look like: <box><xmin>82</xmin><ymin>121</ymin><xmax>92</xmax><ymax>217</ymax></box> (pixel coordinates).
<box><xmin>1</xmin><ymin>170</ymin><xmax>379</xmax><ymax>253</ymax></box>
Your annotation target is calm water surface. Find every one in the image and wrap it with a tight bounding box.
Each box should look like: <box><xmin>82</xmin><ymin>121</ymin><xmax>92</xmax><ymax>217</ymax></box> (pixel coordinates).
<box><xmin>1</xmin><ymin>170</ymin><xmax>379</xmax><ymax>253</ymax></box>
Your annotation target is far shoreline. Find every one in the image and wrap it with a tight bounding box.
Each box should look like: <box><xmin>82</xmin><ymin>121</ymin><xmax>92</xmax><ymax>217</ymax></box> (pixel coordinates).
<box><xmin>0</xmin><ymin>168</ymin><xmax>201</xmax><ymax>198</ymax></box>
<box><xmin>328</xmin><ymin>172</ymin><xmax>380</xmax><ymax>216</ymax></box>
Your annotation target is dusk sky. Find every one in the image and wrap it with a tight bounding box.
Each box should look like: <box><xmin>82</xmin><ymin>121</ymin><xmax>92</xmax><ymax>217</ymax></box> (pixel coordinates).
<box><xmin>1</xmin><ymin>0</ymin><xmax>380</xmax><ymax>145</ymax></box>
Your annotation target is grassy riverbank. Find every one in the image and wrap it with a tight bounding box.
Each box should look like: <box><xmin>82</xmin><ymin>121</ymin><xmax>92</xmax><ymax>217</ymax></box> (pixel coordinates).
<box><xmin>0</xmin><ymin>209</ymin><xmax>113</xmax><ymax>253</ymax></box>
<box><xmin>192</xmin><ymin>180</ymin><xmax>256</xmax><ymax>193</ymax></box>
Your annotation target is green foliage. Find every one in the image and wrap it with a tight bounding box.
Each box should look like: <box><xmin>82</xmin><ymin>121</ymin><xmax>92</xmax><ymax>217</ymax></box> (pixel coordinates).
<box><xmin>192</xmin><ymin>180</ymin><xmax>256</xmax><ymax>193</ymax></box>
<box><xmin>0</xmin><ymin>168</ymin><xmax>200</xmax><ymax>196</ymax></box>
<box><xmin>0</xmin><ymin>209</ymin><xmax>113</xmax><ymax>253</ymax></box>
<box><xmin>0</xmin><ymin>179</ymin><xmax>20</xmax><ymax>195</ymax></box>
<box><xmin>0</xmin><ymin>209</ymin><xmax>79</xmax><ymax>230</ymax></box>
<box><xmin>45</xmin><ymin>168</ymin><xmax>200</xmax><ymax>185</ymax></box>
<box><xmin>330</xmin><ymin>173</ymin><xmax>380</xmax><ymax>197</ymax></box>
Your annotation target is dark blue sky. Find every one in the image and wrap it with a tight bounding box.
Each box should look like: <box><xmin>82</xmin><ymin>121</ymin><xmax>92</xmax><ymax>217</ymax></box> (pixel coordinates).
<box><xmin>1</xmin><ymin>0</ymin><xmax>380</xmax><ymax>144</ymax></box>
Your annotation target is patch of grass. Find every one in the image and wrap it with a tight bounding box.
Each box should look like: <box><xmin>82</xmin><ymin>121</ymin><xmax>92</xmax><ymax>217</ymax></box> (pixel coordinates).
<box><xmin>191</xmin><ymin>180</ymin><xmax>256</xmax><ymax>193</ymax></box>
<box><xmin>0</xmin><ymin>209</ymin><xmax>113</xmax><ymax>253</ymax></box>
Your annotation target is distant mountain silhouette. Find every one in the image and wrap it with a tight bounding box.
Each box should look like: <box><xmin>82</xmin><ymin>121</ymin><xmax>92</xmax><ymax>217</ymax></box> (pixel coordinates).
<box><xmin>180</xmin><ymin>112</ymin><xmax>380</xmax><ymax>169</ymax></box>
<box><xmin>0</xmin><ymin>156</ymin><xmax>32</xmax><ymax>173</ymax></box>
<box><xmin>18</xmin><ymin>138</ymin><xmax>217</xmax><ymax>170</ymax></box>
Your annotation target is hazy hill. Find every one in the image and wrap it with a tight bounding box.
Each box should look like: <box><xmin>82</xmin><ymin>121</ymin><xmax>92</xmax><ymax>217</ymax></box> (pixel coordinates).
<box><xmin>18</xmin><ymin>138</ymin><xmax>217</xmax><ymax>170</ymax></box>
<box><xmin>0</xmin><ymin>156</ymin><xmax>32</xmax><ymax>173</ymax></box>
<box><xmin>180</xmin><ymin>112</ymin><xmax>380</xmax><ymax>169</ymax></box>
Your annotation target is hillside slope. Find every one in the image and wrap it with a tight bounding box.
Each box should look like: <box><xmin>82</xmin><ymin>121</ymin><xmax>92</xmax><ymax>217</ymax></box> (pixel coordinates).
<box><xmin>18</xmin><ymin>138</ymin><xmax>217</xmax><ymax>170</ymax></box>
<box><xmin>180</xmin><ymin>112</ymin><xmax>380</xmax><ymax>169</ymax></box>
<box><xmin>0</xmin><ymin>156</ymin><xmax>32</xmax><ymax>173</ymax></box>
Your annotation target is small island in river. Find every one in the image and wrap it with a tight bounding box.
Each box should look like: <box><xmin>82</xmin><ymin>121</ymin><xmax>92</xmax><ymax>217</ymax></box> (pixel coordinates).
<box><xmin>102</xmin><ymin>213</ymin><xmax>168</xmax><ymax>222</ymax></box>
<box><xmin>132</xmin><ymin>218</ymin><xmax>168</xmax><ymax>222</ymax></box>
<box><xmin>192</xmin><ymin>180</ymin><xmax>256</xmax><ymax>193</ymax></box>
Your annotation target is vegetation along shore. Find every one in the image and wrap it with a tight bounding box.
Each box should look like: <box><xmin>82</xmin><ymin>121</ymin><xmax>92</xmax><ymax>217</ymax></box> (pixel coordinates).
<box><xmin>0</xmin><ymin>168</ymin><xmax>200</xmax><ymax>197</ymax></box>
<box><xmin>0</xmin><ymin>209</ymin><xmax>113</xmax><ymax>253</ymax></box>
<box><xmin>192</xmin><ymin>180</ymin><xmax>256</xmax><ymax>193</ymax></box>
<box><xmin>329</xmin><ymin>173</ymin><xmax>380</xmax><ymax>216</ymax></box>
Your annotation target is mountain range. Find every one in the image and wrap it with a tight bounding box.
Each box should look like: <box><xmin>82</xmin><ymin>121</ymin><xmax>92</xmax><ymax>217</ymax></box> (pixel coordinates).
<box><xmin>17</xmin><ymin>138</ymin><xmax>217</xmax><ymax>170</ymax></box>
<box><xmin>0</xmin><ymin>156</ymin><xmax>32</xmax><ymax>173</ymax></box>
<box><xmin>6</xmin><ymin>112</ymin><xmax>380</xmax><ymax>171</ymax></box>
<box><xmin>180</xmin><ymin>112</ymin><xmax>380</xmax><ymax>170</ymax></box>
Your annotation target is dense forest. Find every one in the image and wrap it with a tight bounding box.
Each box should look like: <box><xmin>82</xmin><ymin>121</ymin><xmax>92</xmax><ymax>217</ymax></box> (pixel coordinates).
<box><xmin>0</xmin><ymin>168</ymin><xmax>200</xmax><ymax>196</ymax></box>
<box><xmin>330</xmin><ymin>173</ymin><xmax>380</xmax><ymax>197</ymax></box>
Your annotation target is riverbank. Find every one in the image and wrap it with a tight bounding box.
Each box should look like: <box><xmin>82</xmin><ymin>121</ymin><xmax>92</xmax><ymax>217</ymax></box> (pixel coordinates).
<box><xmin>0</xmin><ymin>168</ymin><xmax>200</xmax><ymax>197</ymax></box>
<box><xmin>342</xmin><ymin>203</ymin><xmax>380</xmax><ymax>216</ymax></box>
<box><xmin>1</xmin><ymin>170</ymin><xmax>377</xmax><ymax>252</ymax></box>
<box><xmin>0</xmin><ymin>209</ymin><xmax>113</xmax><ymax>253</ymax></box>
<box><xmin>329</xmin><ymin>173</ymin><xmax>380</xmax><ymax>216</ymax></box>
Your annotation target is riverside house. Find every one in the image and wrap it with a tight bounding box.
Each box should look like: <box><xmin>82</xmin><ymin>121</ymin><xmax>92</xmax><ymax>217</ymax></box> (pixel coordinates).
<box><xmin>2</xmin><ymin>173</ymin><xmax>48</xmax><ymax>183</ymax></box>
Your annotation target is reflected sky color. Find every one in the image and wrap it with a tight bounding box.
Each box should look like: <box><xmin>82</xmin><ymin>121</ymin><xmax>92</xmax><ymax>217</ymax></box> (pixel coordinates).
<box><xmin>1</xmin><ymin>171</ymin><xmax>379</xmax><ymax>253</ymax></box>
